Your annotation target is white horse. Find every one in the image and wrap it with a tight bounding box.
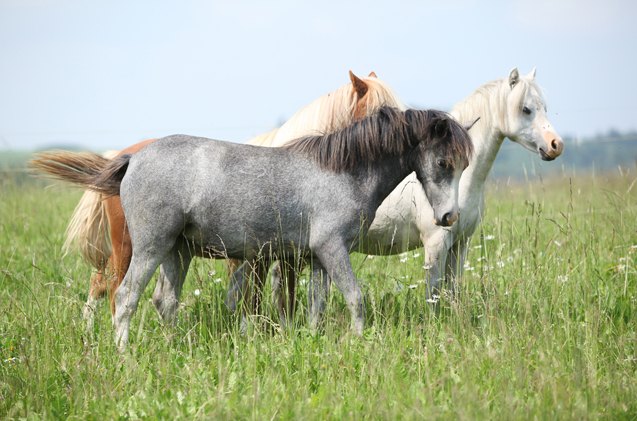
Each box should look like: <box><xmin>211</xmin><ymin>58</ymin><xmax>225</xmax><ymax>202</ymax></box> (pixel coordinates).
<box><xmin>271</xmin><ymin>68</ymin><xmax>564</xmax><ymax>313</ymax></box>
<box><xmin>358</xmin><ymin>68</ymin><xmax>563</xmax><ymax>297</ymax></box>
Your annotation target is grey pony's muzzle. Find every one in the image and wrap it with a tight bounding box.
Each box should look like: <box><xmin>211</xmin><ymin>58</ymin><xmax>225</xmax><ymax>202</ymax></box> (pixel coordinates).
<box><xmin>434</xmin><ymin>210</ymin><xmax>459</xmax><ymax>227</ymax></box>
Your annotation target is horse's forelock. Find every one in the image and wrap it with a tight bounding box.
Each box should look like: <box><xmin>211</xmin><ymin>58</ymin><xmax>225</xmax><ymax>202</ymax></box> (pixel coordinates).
<box><xmin>363</xmin><ymin>78</ymin><xmax>405</xmax><ymax>111</ymax></box>
<box><xmin>407</xmin><ymin>109</ymin><xmax>474</xmax><ymax>166</ymax></box>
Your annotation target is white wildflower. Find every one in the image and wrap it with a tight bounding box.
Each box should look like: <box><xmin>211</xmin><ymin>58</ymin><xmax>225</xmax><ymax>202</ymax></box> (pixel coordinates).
<box><xmin>400</xmin><ymin>257</ymin><xmax>408</xmax><ymax>263</ymax></box>
<box><xmin>557</xmin><ymin>275</ymin><xmax>568</xmax><ymax>283</ymax></box>
<box><xmin>208</xmin><ymin>269</ymin><xmax>217</xmax><ymax>277</ymax></box>
<box><xmin>412</xmin><ymin>252</ymin><xmax>421</xmax><ymax>258</ymax></box>
<box><xmin>213</xmin><ymin>278</ymin><xmax>222</xmax><ymax>284</ymax></box>
<box><xmin>426</xmin><ymin>295</ymin><xmax>440</xmax><ymax>304</ymax></box>
<box><xmin>484</xmin><ymin>235</ymin><xmax>495</xmax><ymax>241</ymax></box>
<box><xmin>496</xmin><ymin>261</ymin><xmax>505</xmax><ymax>268</ymax></box>
<box><xmin>194</xmin><ymin>289</ymin><xmax>201</xmax><ymax>296</ymax></box>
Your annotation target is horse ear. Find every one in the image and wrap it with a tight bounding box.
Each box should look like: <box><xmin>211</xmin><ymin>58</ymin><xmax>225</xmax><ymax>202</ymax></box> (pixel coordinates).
<box><xmin>527</xmin><ymin>67</ymin><xmax>537</xmax><ymax>79</ymax></box>
<box><xmin>465</xmin><ymin>117</ymin><xmax>480</xmax><ymax>131</ymax></box>
<box><xmin>509</xmin><ymin>68</ymin><xmax>520</xmax><ymax>89</ymax></box>
<box><xmin>368</xmin><ymin>71</ymin><xmax>378</xmax><ymax>78</ymax></box>
<box><xmin>349</xmin><ymin>70</ymin><xmax>369</xmax><ymax>98</ymax></box>
<box><xmin>431</xmin><ymin>117</ymin><xmax>450</xmax><ymax>139</ymax></box>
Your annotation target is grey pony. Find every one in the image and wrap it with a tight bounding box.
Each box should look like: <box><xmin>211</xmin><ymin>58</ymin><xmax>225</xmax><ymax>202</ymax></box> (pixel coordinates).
<box><xmin>32</xmin><ymin>107</ymin><xmax>473</xmax><ymax>350</ymax></box>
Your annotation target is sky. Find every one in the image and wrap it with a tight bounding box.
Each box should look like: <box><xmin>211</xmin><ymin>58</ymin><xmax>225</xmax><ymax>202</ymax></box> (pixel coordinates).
<box><xmin>1</xmin><ymin>0</ymin><xmax>636</xmax><ymax>150</ymax></box>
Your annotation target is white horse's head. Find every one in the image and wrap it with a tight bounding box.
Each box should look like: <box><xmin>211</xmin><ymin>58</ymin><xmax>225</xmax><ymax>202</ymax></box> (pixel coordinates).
<box><xmin>502</xmin><ymin>68</ymin><xmax>564</xmax><ymax>161</ymax></box>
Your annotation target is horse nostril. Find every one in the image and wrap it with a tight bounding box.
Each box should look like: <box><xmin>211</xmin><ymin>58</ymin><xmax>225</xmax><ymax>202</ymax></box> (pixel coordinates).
<box><xmin>550</xmin><ymin>139</ymin><xmax>559</xmax><ymax>150</ymax></box>
<box><xmin>441</xmin><ymin>212</ymin><xmax>454</xmax><ymax>226</ymax></box>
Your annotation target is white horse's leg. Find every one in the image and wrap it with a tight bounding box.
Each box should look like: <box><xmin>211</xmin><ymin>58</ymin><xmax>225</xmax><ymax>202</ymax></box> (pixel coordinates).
<box><xmin>152</xmin><ymin>243</ymin><xmax>192</xmax><ymax>324</ymax></box>
<box><xmin>422</xmin><ymin>230</ymin><xmax>453</xmax><ymax>301</ymax></box>
<box><xmin>445</xmin><ymin>239</ymin><xmax>469</xmax><ymax>298</ymax></box>
<box><xmin>312</xmin><ymin>241</ymin><xmax>364</xmax><ymax>334</ymax></box>
<box><xmin>113</xmin><ymin>251</ymin><xmax>164</xmax><ymax>351</ymax></box>
<box><xmin>224</xmin><ymin>261</ymin><xmax>251</xmax><ymax>313</ymax></box>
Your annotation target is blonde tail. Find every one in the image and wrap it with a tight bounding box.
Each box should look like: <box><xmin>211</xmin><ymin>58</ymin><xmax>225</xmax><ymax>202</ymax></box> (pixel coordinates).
<box><xmin>61</xmin><ymin>150</ymin><xmax>119</xmax><ymax>270</ymax></box>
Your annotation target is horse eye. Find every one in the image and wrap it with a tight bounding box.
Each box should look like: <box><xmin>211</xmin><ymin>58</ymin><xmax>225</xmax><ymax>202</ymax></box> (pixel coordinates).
<box><xmin>522</xmin><ymin>106</ymin><xmax>532</xmax><ymax>115</ymax></box>
<box><xmin>436</xmin><ymin>159</ymin><xmax>448</xmax><ymax>169</ymax></box>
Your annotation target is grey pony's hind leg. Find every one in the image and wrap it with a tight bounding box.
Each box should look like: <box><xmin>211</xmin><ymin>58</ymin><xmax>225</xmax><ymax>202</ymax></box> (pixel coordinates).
<box><xmin>113</xmin><ymin>250</ymin><xmax>166</xmax><ymax>351</ymax></box>
<box><xmin>152</xmin><ymin>241</ymin><xmax>193</xmax><ymax>324</ymax></box>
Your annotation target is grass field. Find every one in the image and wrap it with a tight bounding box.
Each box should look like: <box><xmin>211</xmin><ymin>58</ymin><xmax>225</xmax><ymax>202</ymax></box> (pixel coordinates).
<box><xmin>1</xmin><ymin>166</ymin><xmax>636</xmax><ymax>419</ymax></box>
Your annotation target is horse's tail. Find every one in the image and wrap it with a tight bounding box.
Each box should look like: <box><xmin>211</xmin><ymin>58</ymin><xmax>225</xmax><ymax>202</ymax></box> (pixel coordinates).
<box><xmin>29</xmin><ymin>150</ymin><xmax>131</xmax><ymax>197</ymax></box>
<box><xmin>62</xmin><ymin>150</ymin><xmax>120</xmax><ymax>270</ymax></box>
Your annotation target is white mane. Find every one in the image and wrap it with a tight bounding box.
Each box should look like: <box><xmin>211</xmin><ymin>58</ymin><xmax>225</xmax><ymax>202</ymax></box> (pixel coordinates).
<box><xmin>451</xmin><ymin>75</ymin><xmax>545</xmax><ymax>138</ymax></box>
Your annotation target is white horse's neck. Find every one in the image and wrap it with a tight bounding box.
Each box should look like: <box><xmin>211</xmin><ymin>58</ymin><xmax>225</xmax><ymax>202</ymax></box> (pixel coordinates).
<box><xmin>450</xmin><ymin>80</ymin><xmax>509</xmax><ymax>196</ymax></box>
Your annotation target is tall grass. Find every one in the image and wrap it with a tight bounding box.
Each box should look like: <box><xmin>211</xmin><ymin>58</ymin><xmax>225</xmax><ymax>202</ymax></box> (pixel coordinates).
<box><xmin>1</xmin><ymin>169</ymin><xmax>635</xmax><ymax>419</ymax></box>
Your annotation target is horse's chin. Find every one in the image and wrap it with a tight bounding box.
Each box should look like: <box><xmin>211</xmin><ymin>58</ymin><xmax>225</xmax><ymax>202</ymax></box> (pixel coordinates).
<box><xmin>538</xmin><ymin>149</ymin><xmax>556</xmax><ymax>161</ymax></box>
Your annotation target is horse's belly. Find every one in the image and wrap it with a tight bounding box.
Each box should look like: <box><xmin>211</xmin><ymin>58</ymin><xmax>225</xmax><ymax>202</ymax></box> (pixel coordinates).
<box><xmin>362</xmin><ymin>221</ymin><xmax>421</xmax><ymax>255</ymax></box>
<box><xmin>185</xmin><ymin>216</ymin><xmax>310</xmax><ymax>260</ymax></box>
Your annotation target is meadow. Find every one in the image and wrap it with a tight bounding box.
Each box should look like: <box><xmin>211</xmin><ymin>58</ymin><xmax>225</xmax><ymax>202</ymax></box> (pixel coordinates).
<box><xmin>1</xmin><ymin>165</ymin><xmax>636</xmax><ymax>419</ymax></box>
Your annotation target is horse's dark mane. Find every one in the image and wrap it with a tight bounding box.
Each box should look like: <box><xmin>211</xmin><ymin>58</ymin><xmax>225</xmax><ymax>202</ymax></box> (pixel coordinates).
<box><xmin>283</xmin><ymin>106</ymin><xmax>473</xmax><ymax>172</ymax></box>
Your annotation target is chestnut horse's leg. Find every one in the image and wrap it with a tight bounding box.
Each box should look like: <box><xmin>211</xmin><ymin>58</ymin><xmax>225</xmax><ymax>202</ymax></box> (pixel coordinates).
<box><xmin>82</xmin><ymin>264</ymin><xmax>109</xmax><ymax>334</ymax></box>
<box><xmin>103</xmin><ymin>195</ymin><xmax>133</xmax><ymax>317</ymax></box>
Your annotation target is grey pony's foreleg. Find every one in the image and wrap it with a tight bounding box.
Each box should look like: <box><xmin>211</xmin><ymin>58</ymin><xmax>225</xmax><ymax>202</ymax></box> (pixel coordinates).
<box><xmin>312</xmin><ymin>241</ymin><xmax>365</xmax><ymax>335</ymax></box>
